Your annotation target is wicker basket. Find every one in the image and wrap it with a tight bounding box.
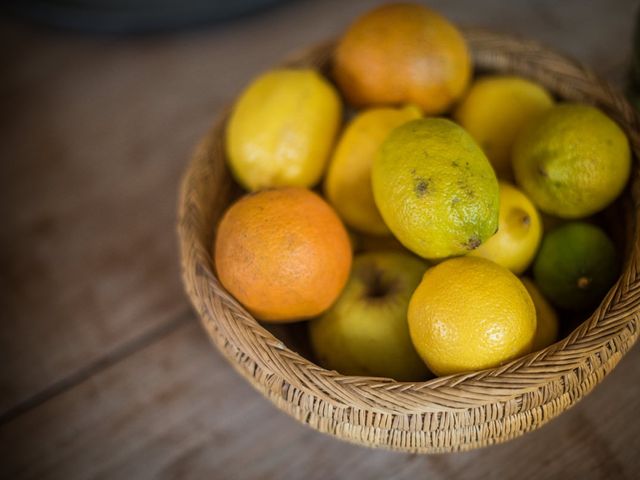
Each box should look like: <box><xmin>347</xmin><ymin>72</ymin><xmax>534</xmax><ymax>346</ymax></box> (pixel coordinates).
<box><xmin>178</xmin><ymin>28</ymin><xmax>640</xmax><ymax>453</ymax></box>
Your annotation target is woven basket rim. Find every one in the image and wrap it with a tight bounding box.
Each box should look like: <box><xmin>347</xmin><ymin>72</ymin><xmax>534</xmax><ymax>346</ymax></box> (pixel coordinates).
<box><xmin>178</xmin><ymin>27</ymin><xmax>640</xmax><ymax>451</ymax></box>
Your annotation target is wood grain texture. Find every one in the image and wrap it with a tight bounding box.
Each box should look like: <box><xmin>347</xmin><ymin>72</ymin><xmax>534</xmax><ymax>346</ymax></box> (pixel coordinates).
<box><xmin>0</xmin><ymin>0</ymin><xmax>638</xmax><ymax>476</ymax></box>
<box><xmin>2</xmin><ymin>321</ymin><xmax>639</xmax><ymax>480</ymax></box>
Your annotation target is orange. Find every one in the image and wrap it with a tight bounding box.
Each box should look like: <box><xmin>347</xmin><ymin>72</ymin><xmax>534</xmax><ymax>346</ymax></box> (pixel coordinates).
<box><xmin>333</xmin><ymin>3</ymin><xmax>471</xmax><ymax>115</ymax></box>
<box><xmin>214</xmin><ymin>187</ymin><xmax>352</xmax><ymax>323</ymax></box>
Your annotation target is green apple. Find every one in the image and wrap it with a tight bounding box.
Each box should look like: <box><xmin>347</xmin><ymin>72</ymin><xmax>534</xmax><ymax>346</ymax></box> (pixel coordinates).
<box><xmin>309</xmin><ymin>251</ymin><xmax>430</xmax><ymax>381</ymax></box>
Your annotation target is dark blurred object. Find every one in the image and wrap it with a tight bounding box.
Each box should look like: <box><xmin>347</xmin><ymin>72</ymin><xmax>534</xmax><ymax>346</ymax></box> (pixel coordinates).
<box><xmin>629</xmin><ymin>7</ymin><xmax>640</xmax><ymax>109</ymax></box>
<box><xmin>4</xmin><ymin>0</ymin><xmax>289</xmax><ymax>33</ymax></box>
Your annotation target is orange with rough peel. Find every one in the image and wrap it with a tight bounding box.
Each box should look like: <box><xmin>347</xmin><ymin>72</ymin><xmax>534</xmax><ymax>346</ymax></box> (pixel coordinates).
<box><xmin>214</xmin><ymin>187</ymin><xmax>352</xmax><ymax>323</ymax></box>
<box><xmin>333</xmin><ymin>3</ymin><xmax>471</xmax><ymax>115</ymax></box>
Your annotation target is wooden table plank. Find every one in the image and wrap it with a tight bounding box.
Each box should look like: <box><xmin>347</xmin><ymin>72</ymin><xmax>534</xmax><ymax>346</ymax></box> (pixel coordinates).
<box><xmin>2</xmin><ymin>319</ymin><xmax>638</xmax><ymax>480</ymax></box>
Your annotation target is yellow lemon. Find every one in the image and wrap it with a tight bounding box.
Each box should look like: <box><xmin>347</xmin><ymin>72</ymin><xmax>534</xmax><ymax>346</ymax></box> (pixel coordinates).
<box><xmin>513</xmin><ymin>103</ymin><xmax>631</xmax><ymax>218</ymax></box>
<box><xmin>408</xmin><ymin>257</ymin><xmax>536</xmax><ymax>376</ymax></box>
<box><xmin>372</xmin><ymin>118</ymin><xmax>499</xmax><ymax>260</ymax></box>
<box><xmin>325</xmin><ymin>105</ymin><xmax>422</xmax><ymax>235</ymax></box>
<box><xmin>521</xmin><ymin>278</ymin><xmax>559</xmax><ymax>351</ymax></box>
<box><xmin>226</xmin><ymin>68</ymin><xmax>341</xmax><ymax>191</ymax></box>
<box><xmin>454</xmin><ymin>76</ymin><xmax>553</xmax><ymax>179</ymax></box>
<box><xmin>470</xmin><ymin>182</ymin><xmax>542</xmax><ymax>274</ymax></box>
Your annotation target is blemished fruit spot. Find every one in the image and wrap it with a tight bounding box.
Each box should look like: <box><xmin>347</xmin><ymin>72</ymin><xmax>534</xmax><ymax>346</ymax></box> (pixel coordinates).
<box><xmin>372</xmin><ymin>118</ymin><xmax>499</xmax><ymax>260</ymax></box>
<box><xmin>214</xmin><ymin>187</ymin><xmax>352</xmax><ymax>322</ymax></box>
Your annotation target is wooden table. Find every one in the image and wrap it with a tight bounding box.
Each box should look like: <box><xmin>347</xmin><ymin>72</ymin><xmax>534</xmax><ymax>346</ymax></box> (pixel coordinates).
<box><xmin>2</xmin><ymin>1</ymin><xmax>639</xmax><ymax>478</ymax></box>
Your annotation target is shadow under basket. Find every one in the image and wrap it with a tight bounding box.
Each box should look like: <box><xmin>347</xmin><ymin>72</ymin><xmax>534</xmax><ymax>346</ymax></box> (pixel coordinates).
<box><xmin>178</xmin><ymin>28</ymin><xmax>640</xmax><ymax>453</ymax></box>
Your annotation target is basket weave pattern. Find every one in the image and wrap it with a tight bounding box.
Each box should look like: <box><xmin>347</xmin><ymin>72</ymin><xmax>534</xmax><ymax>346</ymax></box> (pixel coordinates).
<box><xmin>178</xmin><ymin>29</ymin><xmax>640</xmax><ymax>453</ymax></box>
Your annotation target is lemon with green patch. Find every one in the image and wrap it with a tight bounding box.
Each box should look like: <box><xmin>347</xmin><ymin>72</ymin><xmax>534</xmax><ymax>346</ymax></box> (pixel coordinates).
<box><xmin>372</xmin><ymin>118</ymin><xmax>499</xmax><ymax>260</ymax></box>
<box><xmin>513</xmin><ymin>103</ymin><xmax>630</xmax><ymax>218</ymax></box>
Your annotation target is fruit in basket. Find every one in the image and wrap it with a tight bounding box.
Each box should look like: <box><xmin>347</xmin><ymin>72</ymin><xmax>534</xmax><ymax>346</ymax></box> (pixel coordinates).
<box><xmin>214</xmin><ymin>187</ymin><xmax>352</xmax><ymax>322</ymax></box>
<box><xmin>309</xmin><ymin>251</ymin><xmax>429</xmax><ymax>381</ymax></box>
<box><xmin>333</xmin><ymin>3</ymin><xmax>471</xmax><ymax>115</ymax></box>
<box><xmin>470</xmin><ymin>182</ymin><xmax>542</xmax><ymax>274</ymax></box>
<box><xmin>225</xmin><ymin>68</ymin><xmax>341</xmax><ymax>191</ymax></box>
<box><xmin>408</xmin><ymin>257</ymin><xmax>536</xmax><ymax>376</ymax></box>
<box><xmin>372</xmin><ymin>118</ymin><xmax>499</xmax><ymax>260</ymax></box>
<box><xmin>533</xmin><ymin>222</ymin><xmax>618</xmax><ymax>311</ymax></box>
<box><xmin>325</xmin><ymin>105</ymin><xmax>422</xmax><ymax>235</ymax></box>
<box><xmin>521</xmin><ymin>278</ymin><xmax>559</xmax><ymax>351</ymax></box>
<box><xmin>513</xmin><ymin>103</ymin><xmax>631</xmax><ymax>218</ymax></box>
<box><xmin>454</xmin><ymin>75</ymin><xmax>554</xmax><ymax>179</ymax></box>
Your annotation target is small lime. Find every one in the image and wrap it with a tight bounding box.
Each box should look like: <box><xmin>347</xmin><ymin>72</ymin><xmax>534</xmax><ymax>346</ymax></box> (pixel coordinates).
<box><xmin>533</xmin><ymin>222</ymin><xmax>618</xmax><ymax>311</ymax></box>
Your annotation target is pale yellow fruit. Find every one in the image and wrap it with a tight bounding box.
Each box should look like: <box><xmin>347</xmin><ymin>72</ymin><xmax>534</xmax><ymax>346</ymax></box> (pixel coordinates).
<box><xmin>470</xmin><ymin>182</ymin><xmax>542</xmax><ymax>274</ymax></box>
<box><xmin>454</xmin><ymin>76</ymin><xmax>553</xmax><ymax>179</ymax></box>
<box><xmin>309</xmin><ymin>251</ymin><xmax>430</xmax><ymax>381</ymax></box>
<box><xmin>226</xmin><ymin>68</ymin><xmax>341</xmax><ymax>191</ymax></box>
<box><xmin>521</xmin><ymin>278</ymin><xmax>559</xmax><ymax>351</ymax></box>
<box><xmin>325</xmin><ymin>105</ymin><xmax>422</xmax><ymax>235</ymax></box>
<box><xmin>513</xmin><ymin>103</ymin><xmax>631</xmax><ymax>218</ymax></box>
<box><xmin>408</xmin><ymin>257</ymin><xmax>536</xmax><ymax>376</ymax></box>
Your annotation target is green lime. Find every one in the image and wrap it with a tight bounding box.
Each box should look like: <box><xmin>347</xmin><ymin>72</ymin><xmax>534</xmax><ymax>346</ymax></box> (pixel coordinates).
<box><xmin>533</xmin><ymin>222</ymin><xmax>618</xmax><ymax>311</ymax></box>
